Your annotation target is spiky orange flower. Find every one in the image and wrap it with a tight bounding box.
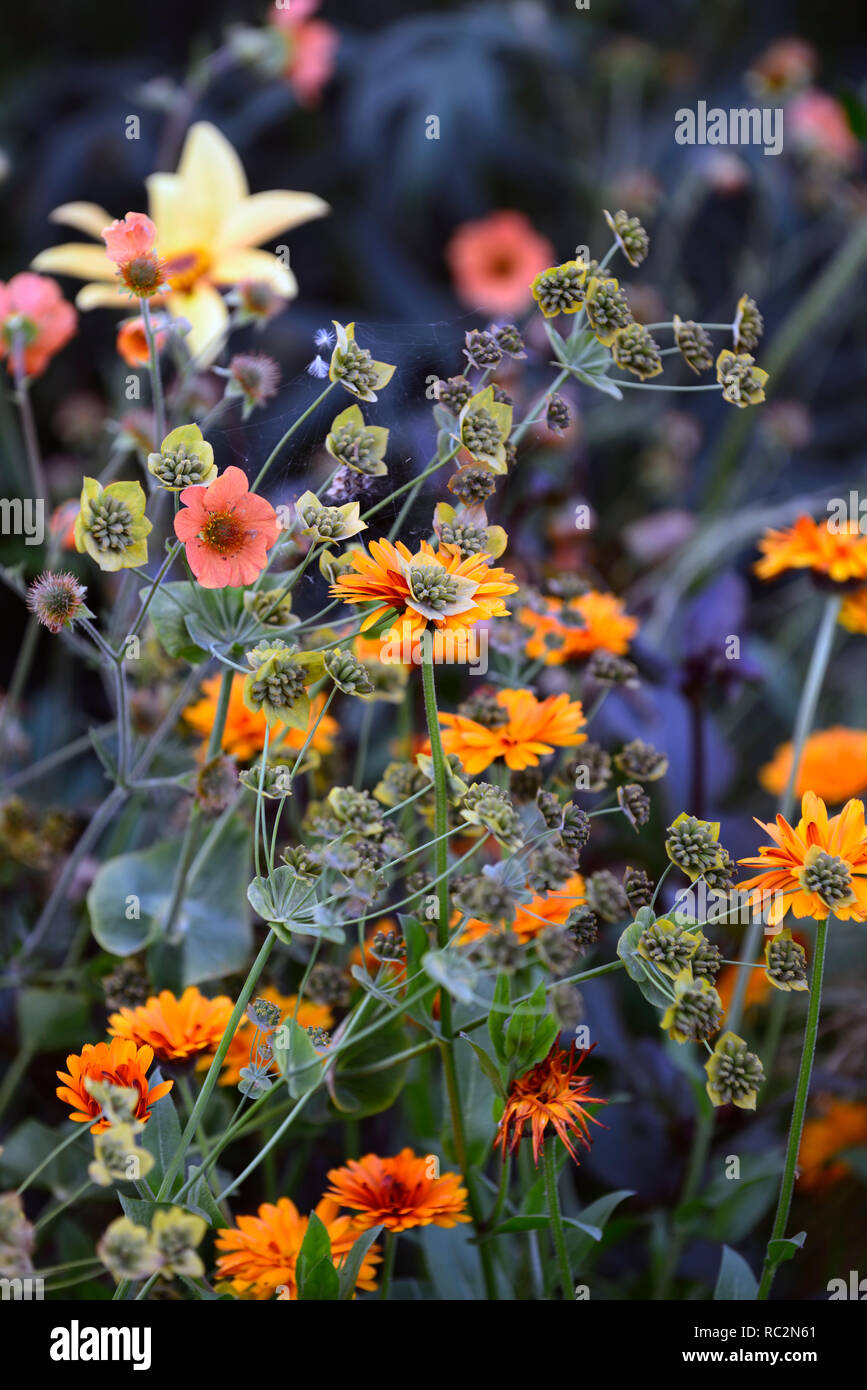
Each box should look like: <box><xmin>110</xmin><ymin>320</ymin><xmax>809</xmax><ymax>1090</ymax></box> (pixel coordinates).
<box><xmin>798</xmin><ymin>1098</ymin><xmax>867</xmax><ymax>1190</ymax></box>
<box><xmin>737</xmin><ymin>790</ymin><xmax>867</xmax><ymax>925</ymax></box>
<box><xmin>754</xmin><ymin>515</ymin><xmax>867</xmax><ymax>584</ymax></box>
<box><xmin>214</xmin><ymin>1196</ymin><xmax>379</xmax><ymax>1299</ymax></box>
<box><xmin>760</xmin><ymin>727</ymin><xmax>867</xmax><ymax>805</ymax></box>
<box><xmin>519</xmin><ymin>591</ymin><xmax>638</xmax><ymax>664</ymax></box>
<box><xmin>330</xmin><ymin>537</ymin><xmax>517</xmax><ymax>643</ymax></box>
<box><xmin>210</xmin><ymin>985</ymin><xmax>334</xmax><ymax>1087</ymax></box>
<box><xmin>56</xmin><ymin>1038</ymin><xmax>173</xmax><ymax>1133</ymax></box>
<box><xmin>439</xmin><ymin>687</ymin><xmax>586</xmax><ymax>774</ymax></box>
<box><xmin>108</xmin><ymin>986</ymin><xmax>234</xmax><ymax>1064</ymax></box>
<box><xmin>326</xmin><ymin>1148</ymin><xmax>470</xmax><ymax>1232</ymax></box>
<box><xmin>495</xmin><ymin>1039</ymin><xmax>605</xmax><ymax>1164</ymax></box>
<box><xmin>183</xmin><ymin>673</ymin><xmax>337</xmax><ymax>762</ymax></box>
<box><xmin>459</xmin><ymin>874</ymin><xmax>586</xmax><ymax>945</ymax></box>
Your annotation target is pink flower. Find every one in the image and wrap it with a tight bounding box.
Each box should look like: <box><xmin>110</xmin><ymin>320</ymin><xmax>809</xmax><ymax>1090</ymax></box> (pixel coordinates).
<box><xmin>270</xmin><ymin>0</ymin><xmax>339</xmax><ymax>106</ymax></box>
<box><xmin>445</xmin><ymin>211</ymin><xmax>555</xmax><ymax>316</ymax></box>
<box><xmin>0</xmin><ymin>273</ymin><xmax>77</xmax><ymax>378</ymax></box>
<box><xmin>101</xmin><ymin>213</ymin><xmax>158</xmax><ymax>265</ymax></box>
<box><xmin>788</xmin><ymin>90</ymin><xmax>860</xmax><ymax>168</ymax></box>
<box><xmin>174</xmin><ymin>466</ymin><xmax>281</xmax><ymax>589</ymax></box>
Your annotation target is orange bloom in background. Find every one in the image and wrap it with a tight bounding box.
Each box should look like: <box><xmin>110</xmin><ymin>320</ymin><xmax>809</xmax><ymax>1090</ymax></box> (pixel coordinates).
<box><xmin>716</xmin><ymin>957</ymin><xmax>773</xmax><ymax>1017</ymax></box>
<box><xmin>439</xmin><ymin>687</ymin><xmax>586</xmax><ymax>774</ymax></box>
<box><xmin>839</xmin><ymin>586</ymin><xmax>867</xmax><ymax>635</ymax></box>
<box><xmin>738</xmin><ymin>790</ymin><xmax>867</xmax><ymax>925</ymax></box>
<box><xmin>495</xmin><ymin>1040</ymin><xmax>605</xmax><ymax>1165</ymax></box>
<box><xmin>754</xmin><ymin>515</ymin><xmax>867</xmax><ymax>584</ymax></box>
<box><xmin>746</xmin><ymin>37</ymin><xmax>817</xmax><ymax>97</ymax></box>
<box><xmin>331</xmin><ymin>537</ymin><xmax>517</xmax><ymax>644</ymax></box>
<box><xmin>174</xmin><ymin>466</ymin><xmax>281</xmax><ymax>588</ymax></box>
<box><xmin>520</xmin><ymin>591</ymin><xmax>638</xmax><ymax>664</ymax></box>
<box><xmin>212</xmin><ymin>985</ymin><xmax>334</xmax><ymax>1087</ymax></box>
<box><xmin>270</xmin><ymin>0</ymin><xmax>339</xmax><ymax>106</ymax></box>
<box><xmin>459</xmin><ymin>874</ymin><xmax>586</xmax><ymax>945</ymax></box>
<box><xmin>760</xmin><ymin>728</ymin><xmax>867</xmax><ymax>805</ymax></box>
<box><xmin>326</xmin><ymin>1148</ymin><xmax>470</xmax><ymax>1232</ymax></box>
<box><xmin>183</xmin><ymin>674</ymin><xmax>338</xmax><ymax>762</ymax></box>
<box><xmin>116</xmin><ymin>316</ymin><xmax>166</xmax><ymax>367</ymax></box>
<box><xmin>445</xmin><ymin>210</ymin><xmax>555</xmax><ymax>315</ymax></box>
<box><xmin>798</xmin><ymin>1097</ymin><xmax>867</xmax><ymax>1190</ymax></box>
<box><xmin>49</xmin><ymin>499</ymin><xmax>80</xmax><ymax>549</ymax></box>
<box><xmin>56</xmin><ymin>1038</ymin><xmax>173</xmax><ymax>1133</ymax></box>
<box><xmin>215</xmin><ymin>1196</ymin><xmax>379</xmax><ymax>1299</ymax></box>
<box><xmin>0</xmin><ymin>272</ymin><xmax>77</xmax><ymax>378</ymax></box>
<box><xmin>108</xmin><ymin>986</ymin><xmax>234</xmax><ymax>1064</ymax></box>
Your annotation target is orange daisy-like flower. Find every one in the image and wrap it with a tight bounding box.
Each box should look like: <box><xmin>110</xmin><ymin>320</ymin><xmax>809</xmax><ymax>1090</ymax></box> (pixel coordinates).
<box><xmin>174</xmin><ymin>465</ymin><xmax>281</xmax><ymax>589</ymax></box>
<box><xmin>459</xmin><ymin>873</ymin><xmax>586</xmax><ymax>945</ymax></box>
<box><xmin>797</xmin><ymin>1097</ymin><xmax>867</xmax><ymax>1190</ymax></box>
<box><xmin>107</xmin><ymin>986</ymin><xmax>234</xmax><ymax>1064</ymax></box>
<box><xmin>519</xmin><ymin>591</ymin><xmax>638</xmax><ymax>665</ymax></box>
<box><xmin>737</xmin><ymin>790</ymin><xmax>867</xmax><ymax>925</ymax></box>
<box><xmin>0</xmin><ymin>272</ymin><xmax>77</xmax><ymax>379</ymax></box>
<box><xmin>330</xmin><ymin>537</ymin><xmax>518</xmax><ymax>644</ymax></box>
<box><xmin>495</xmin><ymin>1039</ymin><xmax>606</xmax><ymax>1165</ymax></box>
<box><xmin>56</xmin><ymin>1037</ymin><xmax>173</xmax><ymax>1133</ymax></box>
<box><xmin>214</xmin><ymin>1196</ymin><xmax>379</xmax><ymax>1300</ymax></box>
<box><xmin>326</xmin><ymin>1148</ymin><xmax>470</xmax><ymax>1232</ymax></box>
<box><xmin>839</xmin><ymin>585</ymin><xmax>867</xmax><ymax>635</ymax></box>
<box><xmin>439</xmin><ymin>687</ymin><xmax>586</xmax><ymax>774</ymax></box>
<box><xmin>759</xmin><ymin>727</ymin><xmax>867</xmax><ymax>805</ymax></box>
<box><xmin>183</xmin><ymin>674</ymin><xmax>338</xmax><ymax>762</ymax></box>
<box><xmin>209</xmin><ymin>985</ymin><xmax>334</xmax><ymax>1087</ymax></box>
<box><xmin>754</xmin><ymin>515</ymin><xmax>867</xmax><ymax>585</ymax></box>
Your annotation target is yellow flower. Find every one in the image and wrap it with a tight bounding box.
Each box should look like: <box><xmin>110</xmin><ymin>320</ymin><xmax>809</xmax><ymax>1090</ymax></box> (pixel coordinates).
<box><xmin>32</xmin><ymin>122</ymin><xmax>328</xmax><ymax>359</ymax></box>
<box><xmin>329</xmin><ymin>322</ymin><xmax>395</xmax><ymax>402</ymax></box>
<box><xmin>74</xmin><ymin>477</ymin><xmax>151</xmax><ymax>572</ymax></box>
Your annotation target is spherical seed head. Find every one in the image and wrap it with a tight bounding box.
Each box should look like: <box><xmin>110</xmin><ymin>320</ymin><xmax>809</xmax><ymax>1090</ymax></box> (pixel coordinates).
<box><xmin>119</xmin><ymin>253</ymin><xmax>166</xmax><ymax>298</ymax></box>
<box><xmin>617</xmin><ymin>782</ymin><xmax>651</xmax><ymax>829</ymax></box>
<box><xmin>585</xmin><ymin>869</ymin><xmax>629</xmax><ymax>922</ymax></box>
<box><xmin>623</xmin><ymin>866</ymin><xmax>654</xmax><ymax>911</ymax></box>
<box><xmin>765</xmin><ymin>933</ymin><xmax>808</xmax><ymax>989</ymax></box>
<box><xmin>674</xmin><ymin>316</ymin><xmax>714</xmax><ymax>374</ymax></box>
<box><xmin>546</xmin><ymin>394</ymin><xmax>571</xmax><ymax>433</ymax></box>
<box><xmin>436</xmin><ymin>375</ymin><xmax>473</xmax><ymax>413</ymax></box>
<box><xmin>463</xmin><ymin>329</ymin><xmax>502</xmax><ymax>370</ymax></box>
<box><xmin>448</xmin><ymin>465</ymin><xmax>498</xmax><ymax>504</ymax></box>
<box><xmin>799</xmin><ymin>849</ymin><xmax>854</xmax><ymax>909</ymax></box>
<box><xmin>26</xmin><ymin>571</ymin><xmax>87</xmax><ymax>634</ymax></box>
<box><xmin>611</xmin><ymin>322</ymin><xmax>663</xmax><ymax>379</ymax></box>
<box><xmin>229</xmin><ymin>353</ymin><xmax>280</xmax><ymax>408</ymax></box>
<box><xmin>665</xmin><ymin>815</ymin><xmax>721</xmax><ymax>875</ymax></box>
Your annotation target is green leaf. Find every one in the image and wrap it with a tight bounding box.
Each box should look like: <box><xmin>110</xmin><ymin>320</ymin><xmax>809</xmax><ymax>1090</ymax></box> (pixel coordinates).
<box><xmin>616</xmin><ymin>919</ymin><xmax>672</xmax><ymax>1010</ymax></box>
<box><xmin>297</xmin><ymin>1212</ymin><xmax>339</xmax><ymax>1301</ymax></box>
<box><xmin>88</xmin><ymin>816</ymin><xmax>251</xmax><ymax>985</ymax></box>
<box><xmin>273</xmin><ymin>1017</ymin><xmax>324</xmax><ymax>1099</ymax></box>
<box><xmin>549</xmin><ymin>1189</ymin><xmax>636</xmax><ymax>1290</ymax></box>
<box><xmin>16</xmin><ymin>988</ymin><xmax>89</xmax><ymax>1051</ymax></box>
<box><xmin>491</xmin><ymin>1214</ymin><xmax>602</xmax><ymax>1239</ymax></box>
<box><xmin>140</xmin><ymin>1076</ymin><xmax>183</xmax><ymax>1194</ymax></box>
<box><xmin>328</xmin><ymin>1015</ymin><xmax>410</xmax><ymax>1117</ymax></box>
<box><xmin>247</xmin><ymin>868</ymin><xmax>344</xmax><ymax>944</ymax></box>
<box><xmin>422</xmin><ymin>947</ymin><xmax>478</xmax><ymax>1005</ymax></box>
<box><xmin>459</xmin><ymin>1033</ymin><xmax>507</xmax><ymax>1100</ymax></box>
<box><xmin>185</xmin><ymin>1166</ymin><xmax>228</xmax><ymax>1228</ymax></box>
<box><xmin>714</xmin><ymin>1245</ymin><xmax>758</xmax><ymax>1300</ymax></box>
<box><xmin>767</xmin><ymin>1231</ymin><xmax>806</xmax><ymax>1270</ymax></box>
<box><xmin>338</xmin><ymin>1225</ymin><xmax>383</xmax><ymax>1299</ymax></box>
<box><xmin>488</xmin><ymin>972</ymin><xmax>511</xmax><ymax>1063</ymax></box>
<box><xmin>146</xmin><ymin>582</ymin><xmax>209</xmax><ymax>662</ymax></box>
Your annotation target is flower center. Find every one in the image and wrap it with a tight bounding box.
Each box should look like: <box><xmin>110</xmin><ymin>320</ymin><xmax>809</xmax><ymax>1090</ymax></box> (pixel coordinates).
<box><xmin>89</xmin><ymin>496</ymin><xmax>135</xmax><ymax>551</ymax></box>
<box><xmin>800</xmin><ymin>851</ymin><xmax>854</xmax><ymax>907</ymax></box>
<box><xmin>410</xmin><ymin>565</ymin><xmax>460</xmax><ymax>612</ymax></box>
<box><xmin>163</xmin><ymin>247</ymin><xmax>212</xmax><ymax>294</ymax></box>
<box><xmin>202</xmin><ymin>510</ymin><xmax>248</xmax><ymax>556</ymax></box>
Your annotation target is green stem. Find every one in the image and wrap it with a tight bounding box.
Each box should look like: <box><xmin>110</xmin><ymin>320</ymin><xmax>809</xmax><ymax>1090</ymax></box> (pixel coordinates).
<box><xmin>0</xmin><ymin>616</ymin><xmax>40</xmax><ymax>758</ymax></box>
<box><xmin>756</xmin><ymin>915</ymin><xmax>829</xmax><ymax>1301</ymax></box>
<box><xmin>140</xmin><ymin>298</ymin><xmax>166</xmax><ymax>444</ymax></box>
<box><xmin>379</xmin><ymin>1231</ymin><xmax>397</xmax><ymax>1299</ymax></box>
<box><xmin>252</xmin><ymin>381</ymin><xmax>335</xmax><ymax>491</ymax></box>
<box><xmin>543</xmin><ymin>1133</ymin><xmax>572</xmax><ymax>1298</ymax></box>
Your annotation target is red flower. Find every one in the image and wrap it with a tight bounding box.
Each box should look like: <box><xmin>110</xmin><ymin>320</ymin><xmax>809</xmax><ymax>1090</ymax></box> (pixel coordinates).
<box><xmin>174</xmin><ymin>465</ymin><xmax>281</xmax><ymax>588</ymax></box>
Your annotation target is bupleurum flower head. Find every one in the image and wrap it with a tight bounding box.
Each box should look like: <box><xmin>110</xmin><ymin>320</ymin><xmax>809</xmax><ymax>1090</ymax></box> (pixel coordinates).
<box><xmin>530</xmin><ymin>260</ymin><xmax>588</xmax><ymax>318</ymax></box>
<box><xmin>716</xmin><ymin>349</ymin><xmax>768</xmax><ymax>407</ymax></box>
<box><xmin>460</xmin><ymin>781</ymin><xmax>523</xmax><ymax>853</ymax></box>
<box><xmin>26</xmin><ymin>571</ymin><xmax>87</xmax><ymax>634</ymax></box>
<box><xmin>661</xmin><ymin>971</ymin><xmax>724</xmax><ymax>1044</ymax></box>
<box><xmin>617</xmin><ymin>782</ymin><xmax>650</xmax><ymax>830</ymax></box>
<box><xmin>546</xmin><ymin>394</ymin><xmax>571</xmax><ymax>433</ymax></box>
<box><xmin>611</xmin><ymin>321</ymin><xmax>663</xmax><ymax>379</ymax></box>
<box><xmin>665</xmin><ymin>812</ymin><xmax>725</xmax><ymax>880</ymax></box>
<box><xmin>97</xmin><ymin>1216</ymin><xmax>161</xmax><ymax>1282</ymax></box>
<box><xmin>604</xmin><ymin>208</ymin><xmax>650</xmax><ymax>266</ymax></box>
<box><xmin>325</xmin><ymin>403</ymin><xmax>389</xmax><ymax>476</ymax></box>
<box><xmin>733</xmin><ymin>294</ymin><xmax>763</xmax><ymax>352</ymax></box>
<box><xmin>448</xmin><ymin>463</ymin><xmax>499</xmax><ymax>504</ymax></box>
<box><xmin>463</xmin><ymin>328</ymin><xmax>502</xmax><ymax>370</ymax></box>
<box><xmin>243</xmin><ymin>640</ymin><xmax>326</xmax><ymax>730</ymax></box>
<box><xmin>459</xmin><ymin>385</ymin><xmax>513</xmax><ymax>472</ymax></box>
<box><xmin>329</xmin><ymin>321</ymin><xmax>395</xmax><ymax>401</ymax></box>
<box><xmin>705</xmin><ymin>1031</ymin><xmax>765</xmax><ymax>1109</ymax></box>
<box><xmin>623</xmin><ymin>865</ymin><xmax>654</xmax><ymax>912</ymax></box>
<box><xmin>764</xmin><ymin>927</ymin><xmax>809</xmax><ymax>991</ymax></box>
<box><xmin>74</xmin><ymin>477</ymin><xmax>152</xmax><ymax>572</ymax></box>
<box><xmin>323</xmin><ymin>646</ymin><xmax>375</xmax><ymax>696</ymax></box>
<box><xmin>615</xmin><ymin>738</ymin><xmax>669</xmax><ymax>782</ymax></box>
<box><xmin>584</xmin><ymin>276</ymin><xmax>633</xmax><ymax>346</ymax></box>
<box><xmin>295</xmin><ymin>490</ymin><xmax>366</xmax><ymax>543</ymax></box>
<box><xmin>673</xmin><ymin>314</ymin><xmax>714</xmax><ymax>374</ymax></box>
<box><xmin>637</xmin><ymin>917</ymin><xmax>700</xmax><ymax>979</ymax></box>
<box><xmin>493</xmin><ymin>323</ymin><xmax>526</xmax><ymax>357</ymax></box>
<box><xmin>148</xmin><ymin>423</ymin><xmax>217</xmax><ymax>491</ymax></box>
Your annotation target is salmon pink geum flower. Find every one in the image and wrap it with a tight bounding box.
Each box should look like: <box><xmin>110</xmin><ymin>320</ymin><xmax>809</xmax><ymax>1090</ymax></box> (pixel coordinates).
<box><xmin>174</xmin><ymin>465</ymin><xmax>281</xmax><ymax>588</ymax></box>
<box><xmin>0</xmin><ymin>272</ymin><xmax>77</xmax><ymax>379</ymax></box>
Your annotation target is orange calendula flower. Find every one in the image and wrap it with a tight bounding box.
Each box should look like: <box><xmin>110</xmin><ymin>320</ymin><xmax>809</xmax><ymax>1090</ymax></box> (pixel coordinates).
<box><xmin>107</xmin><ymin>986</ymin><xmax>234</xmax><ymax>1064</ymax></box>
<box><xmin>174</xmin><ymin>466</ymin><xmax>281</xmax><ymax>588</ymax></box>
<box><xmin>754</xmin><ymin>515</ymin><xmax>867</xmax><ymax>584</ymax></box>
<box><xmin>759</xmin><ymin>727</ymin><xmax>867</xmax><ymax>805</ymax></box>
<box><xmin>183</xmin><ymin>674</ymin><xmax>337</xmax><ymax>763</ymax></box>
<box><xmin>839</xmin><ymin>585</ymin><xmax>867</xmax><ymax>635</ymax></box>
<box><xmin>439</xmin><ymin>687</ymin><xmax>586</xmax><ymax>774</ymax></box>
<box><xmin>519</xmin><ymin>591</ymin><xmax>638</xmax><ymax>664</ymax></box>
<box><xmin>210</xmin><ymin>985</ymin><xmax>334</xmax><ymax>1087</ymax></box>
<box><xmin>331</xmin><ymin>537</ymin><xmax>518</xmax><ymax>644</ymax></box>
<box><xmin>56</xmin><ymin>1038</ymin><xmax>173</xmax><ymax>1133</ymax></box>
<box><xmin>495</xmin><ymin>1039</ymin><xmax>605</xmax><ymax>1164</ymax></box>
<box><xmin>459</xmin><ymin>874</ymin><xmax>586</xmax><ymax>945</ymax></box>
<box><xmin>326</xmin><ymin>1148</ymin><xmax>470</xmax><ymax>1232</ymax></box>
<box><xmin>215</xmin><ymin>1196</ymin><xmax>379</xmax><ymax>1299</ymax></box>
<box><xmin>797</xmin><ymin>1097</ymin><xmax>867</xmax><ymax>1190</ymax></box>
<box><xmin>0</xmin><ymin>272</ymin><xmax>77</xmax><ymax>379</ymax></box>
<box><xmin>737</xmin><ymin>790</ymin><xmax>867</xmax><ymax>925</ymax></box>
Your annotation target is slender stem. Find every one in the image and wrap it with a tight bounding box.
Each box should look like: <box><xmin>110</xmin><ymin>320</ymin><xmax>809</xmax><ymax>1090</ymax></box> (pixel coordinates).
<box><xmin>543</xmin><ymin>1134</ymin><xmax>572</xmax><ymax>1298</ymax></box>
<box><xmin>511</xmin><ymin>369</ymin><xmax>571</xmax><ymax>446</ymax></box>
<box><xmin>252</xmin><ymin>381</ymin><xmax>335</xmax><ymax>491</ymax></box>
<box><xmin>756</xmin><ymin>915</ymin><xmax>829</xmax><ymax>1301</ymax></box>
<box><xmin>140</xmin><ymin>298</ymin><xmax>166</xmax><ymax>444</ymax></box>
<box><xmin>379</xmin><ymin>1232</ymin><xmax>397</xmax><ymax>1300</ymax></box>
<box><xmin>0</xmin><ymin>616</ymin><xmax>40</xmax><ymax>756</ymax></box>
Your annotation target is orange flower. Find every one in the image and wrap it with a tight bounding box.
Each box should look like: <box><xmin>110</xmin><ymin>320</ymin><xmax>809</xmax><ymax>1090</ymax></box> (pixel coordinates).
<box><xmin>0</xmin><ymin>273</ymin><xmax>77</xmax><ymax>378</ymax></box>
<box><xmin>519</xmin><ymin>591</ymin><xmax>638</xmax><ymax>665</ymax></box>
<box><xmin>326</xmin><ymin>1148</ymin><xmax>470</xmax><ymax>1232</ymax></box>
<box><xmin>495</xmin><ymin>1039</ymin><xmax>605</xmax><ymax>1164</ymax></box>
<box><xmin>270</xmin><ymin>0</ymin><xmax>339</xmax><ymax>106</ymax></box>
<box><xmin>117</xmin><ymin>316</ymin><xmax>166</xmax><ymax>367</ymax></box>
<box><xmin>174</xmin><ymin>466</ymin><xmax>281</xmax><ymax>588</ymax></box>
<box><xmin>754</xmin><ymin>515</ymin><xmax>867</xmax><ymax>584</ymax></box>
<box><xmin>49</xmin><ymin>499</ymin><xmax>80</xmax><ymax>549</ymax></box>
<box><xmin>840</xmin><ymin>586</ymin><xmax>867</xmax><ymax>635</ymax></box>
<box><xmin>56</xmin><ymin>1037</ymin><xmax>173</xmax><ymax>1133</ymax></box>
<box><xmin>759</xmin><ymin>727</ymin><xmax>867</xmax><ymax>805</ymax></box>
<box><xmin>107</xmin><ymin>986</ymin><xmax>234</xmax><ymax>1064</ymax></box>
<box><xmin>737</xmin><ymin>790</ymin><xmax>867</xmax><ymax>925</ymax></box>
<box><xmin>211</xmin><ymin>985</ymin><xmax>334</xmax><ymax>1087</ymax></box>
<box><xmin>183</xmin><ymin>674</ymin><xmax>337</xmax><ymax>762</ymax></box>
<box><xmin>798</xmin><ymin>1097</ymin><xmax>867</xmax><ymax>1190</ymax></box>
<box><xmin>331</xmin><ymin>537</ymin><xmax>517</xmax><ymax>644</ymax></box>
<box><xmin>445</xmin><ymin>210</ymin><xmax>555</xmax><ymax>315</ymax></box>
<box><xmin>215</xmin><ymin>1195</ymin><xmax>379</xmax><ymax>1299</ymax></box>
<box><xmin>459</xmin><ymin>873</ymin><xmax>586</xmax><ymax>945</ymax></box>
<box><xmin>439</xmin><ymin>687</ymin><xmax>585</xmax><ymax>774</ymax></box>
<box><xmin>101</xmin><ymin>212</ymin><xmax>166</xmax><ymax>298</ymax></box>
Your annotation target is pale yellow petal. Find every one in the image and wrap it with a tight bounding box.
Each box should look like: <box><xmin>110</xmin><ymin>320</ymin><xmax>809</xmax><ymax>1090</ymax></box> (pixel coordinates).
<box><xmin>49</xmin><ymin>202</ymin><xmax>115</xmax><ymax>239</ymax></box>
<box><xmin>167</xmin><ymin>283</ymin><xmax>228</xmax><ymax>365</ymax></box>
<box><xmin>210</xmin><ymin>247</ymin><xmax>297</xmax><ymax>298</ymax></box>
<box><xmin>146</xmin><ymin>174</ymin><xmax>193</xmax><ymax>256</ymax></box>
<box><xmin>75</xmin><ymin>282</ymin><xmax>132</xmax><ymax>311</ymax></box>
<box><xmin>218</xmin><ymin>191</ymin><xmax>330</xmax><ymax>250</ymax></box>
<box><xmin>175</xmin><ymin>122</ymin><xmax>248</xmax><ymax>246</ymax></box>
<box><xmin>31</xmin><ymin>243</ymin><xmax>116</xmax><ymax>283</ymax></box>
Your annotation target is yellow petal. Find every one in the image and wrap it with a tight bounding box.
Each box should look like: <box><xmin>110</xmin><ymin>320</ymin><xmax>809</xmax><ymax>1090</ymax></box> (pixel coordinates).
<box><xmin>75</xmin><ymin>282</ymin><xmax>132</xmax><ymax>311</ymax></box>
<box><xmin>49</xmin><ymin>202</ymin><xmax>115</xmax><ymax>239</ymax></box>
<box><xmin>175</xmin><ymin>122</ymin><xmax>248</xmax><ymax>246</ymax></box>
<box><xmin>219</xmin><ymin>191</ymin><xmax>329</xmax><ymax>249</ymax></box>
<box><xmin>146</xmin><ymin>174</ymin><xmax>193</xmax><ymax>257</ymax></box>
<box><xmin>210</xmin><ymin>247</ymin><xmax>297</xmax><ymax>298</ymax></box>
<box><xmin>167</xmin><ymin>283</ymin><xmax>228</xmax><ymax>365</ymax></box>
<box><xmin>31</xmin><ymin>243</ymin><xmax>116</xmax><ymax>283</ymax></box>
